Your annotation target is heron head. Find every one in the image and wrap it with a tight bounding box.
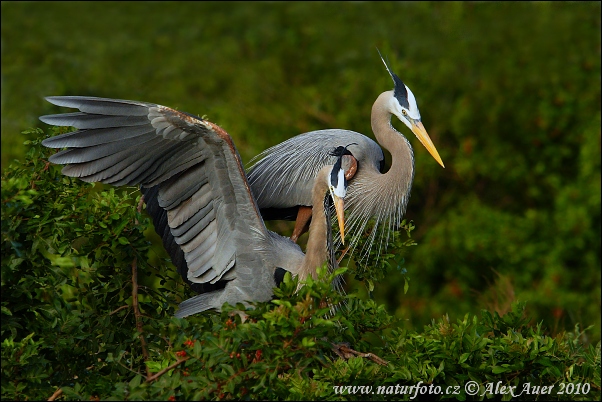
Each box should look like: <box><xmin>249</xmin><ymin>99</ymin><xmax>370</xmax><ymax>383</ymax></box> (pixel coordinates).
<box><xmin>378</xmin><ymin>51</ymin><xmax>445</xmax><ymax>168</ymax></box>
<box><xmin>328</xmin><ymin>144</ymin><xmax>356</xmax><ymax>197</ymax></box>
<box><xmin>327</xmin><ymin>145</ymin><xmax>354</xmax><ymax>244</ymax></box>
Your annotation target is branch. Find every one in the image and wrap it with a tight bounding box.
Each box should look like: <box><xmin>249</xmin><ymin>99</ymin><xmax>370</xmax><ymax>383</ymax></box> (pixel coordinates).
<box><xmin>145</xmin><ymin>357</ymin><xmax>190</xmax><ymax>383</ymax></box>
<box><xmin>109</xmin><ymin>305</ymin><xmax>130</xmax><ymax>315</ymax></box>
<box><xmin>330</xmin><ymin>342</ymin><xmax>389</xmax><ymax>366</ymax></box>
<box><xmin>132</xmin><ymin>255</ymin><xmax>150</xmax><ymax>377</ymax></box>
<box><xmin>131</xmin><ymin>195</ymin><xmax>151</xmax><ymax>377</ymax></box>
<box><xmin>115</xmin><ymin>357</ymin><xmax>146</xmax><ymax>377</ymax></box>
<box><xmin>137</xmin><ymin>194</ymin><xmax>145</xmax><ymax>216</ymax></box>
<box><xmin>48</xmin><ymin>388</ymin><xmax>63</xmax><ymax>401</ymax></box>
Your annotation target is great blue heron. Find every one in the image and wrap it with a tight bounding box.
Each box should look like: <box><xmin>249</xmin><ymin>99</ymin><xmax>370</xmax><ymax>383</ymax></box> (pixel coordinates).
<box><xmin>39</xmin><ymin>96</ymin><xmax>349</xmax><ymax>317</ymax></box>
<box><xmin>247</xmin><ymin>55</ymin><xmax>444</xmax><ymax>262</ymax></box>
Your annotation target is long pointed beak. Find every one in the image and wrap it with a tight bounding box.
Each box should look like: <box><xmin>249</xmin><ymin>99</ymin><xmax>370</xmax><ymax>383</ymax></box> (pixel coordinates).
<box><xmin>411</xmin><ymin>120</ymin><xmax>445</xmax><ymax>168</ymax></box>
<box><xmin>333</xmin><ymin>196</ymin><xmax>345</xmax><ymax>245</ymax></box>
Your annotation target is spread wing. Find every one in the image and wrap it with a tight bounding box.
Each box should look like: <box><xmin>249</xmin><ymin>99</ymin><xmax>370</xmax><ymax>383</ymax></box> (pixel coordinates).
<box><xmin>40</xmin><ymin>96</ymin><xmax>269</xmax><ymax>286</ymax></box>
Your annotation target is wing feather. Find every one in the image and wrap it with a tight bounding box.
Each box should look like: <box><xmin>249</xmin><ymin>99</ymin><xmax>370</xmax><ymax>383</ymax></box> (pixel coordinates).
<box><xmin>45</xmin><ymin>95</ymin><xmax>152</xmax><ymax>116</ymax></box>
<box><xmin>48</xmin><ymin>131</ymin><xmax>157</xmax><ymax>164</ymax></box>
<box><xmin>158</xmin><ymin>163</ymin><xmax>209</xmax><ymax>210</ymax></box>
<box><xmin>40</xmin><ymin>112</ymin><xmax>150</xmax><ymax>129</ymax></box>
<box><xmin>73</xmin><ymin>136</ymin><xmax>168</xmax><ymax>183</ymax></box>
<box><xmin>170</xmin><ymin>199</ymin><xmax>213</xmax><ymax>238</ymax></box>
<box><xmin>41</xmin><ymin>96</ymin><xmax>271</xmax><ymax>292</ymax></box>
<box><xmin>41</xmin><ymin>125</ymin><xmax>157</xmax><ymax>148</ymax></box>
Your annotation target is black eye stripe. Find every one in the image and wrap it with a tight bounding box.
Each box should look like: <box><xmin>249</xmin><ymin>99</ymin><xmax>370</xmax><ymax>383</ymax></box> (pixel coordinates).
<box><xmin>328</xmin><ymin>143</ymin><xmax>355</xmax><ymax>188</ymax></box>
<box><xmin>330</xmin><ymin>159</ymin><xmax>341</xmax><ymax>188</ymax></box>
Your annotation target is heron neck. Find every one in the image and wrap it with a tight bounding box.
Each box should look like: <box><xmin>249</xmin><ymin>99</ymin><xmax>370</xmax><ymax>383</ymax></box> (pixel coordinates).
<box><xmin>368</xmin><ymin>91</ymin><xmax>415</xmax><ymax>195</ymax></box>
<box><xmin>299</xmin><ymin>167</ymin><xmax>331</xmax><ymax>281</ymax></box>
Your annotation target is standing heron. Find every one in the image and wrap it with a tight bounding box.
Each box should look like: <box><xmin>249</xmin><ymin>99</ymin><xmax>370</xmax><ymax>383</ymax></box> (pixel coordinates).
<box><xmin>247</xmin><ymin>55</ymin><xmax>444</xmax><ymax>262</ymax></box>
<box><xmin>39</xmin><ymin>96</ymin><xmax>349</xmax><ymax>317</ymax></box>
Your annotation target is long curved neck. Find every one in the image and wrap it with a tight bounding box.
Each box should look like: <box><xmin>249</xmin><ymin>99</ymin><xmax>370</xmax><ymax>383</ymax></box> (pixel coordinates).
<box><xmin>298</xmin><ymin>167</ymin><xmax>331</xmax><ymax>281</ymax></box>
<box><xmin>371</xmin><ymin>91</ymin><xmax>414</xmax><ymax>179</ymax></box>
<box><xmin>355</xmin><ymin>91</ymin><xmax>414</xmax><ymax>214</ymax></box>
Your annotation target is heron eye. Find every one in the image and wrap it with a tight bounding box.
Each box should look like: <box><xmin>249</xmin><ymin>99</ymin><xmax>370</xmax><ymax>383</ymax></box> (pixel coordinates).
<box><xmin>402</xmin><ymin>109</ymin><xmax>408</xmax><ymax>116</ymax></box>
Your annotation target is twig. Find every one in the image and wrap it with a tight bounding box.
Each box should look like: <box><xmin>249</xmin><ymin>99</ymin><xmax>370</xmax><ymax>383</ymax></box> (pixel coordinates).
<box><xmin>145</xmin><ymin>357</ymin><xmax>190</xmax><ymax>383</ymax></box>
<box><xmin>330</xmin><ymin>342</ymin><xmax>389</xmax><ymax>366</ymax></box>
<box><xmin>131</xmin><ymin>195</ymin><xmax>152</xmax><ymax>377</ymax></box>
<box><xmin>109</xmin><ymin>305</ymin><xmax>130</xmax><ymax>315</ymax></box>
<box><xmin>48</xmin><ymin>388</ymin><xmax>63</xmax><ymax>401</ymax></box>
<box><xmin>114</xmin><ymin>357</ymin><xmax>146</xmax><ymax>377</ymax></box>
<box><xmin>132</xmin><ymin>256</ymin><xmax>150</xmax><ymax>378</ymax></box>
<box><xmin>337</xmin><ymin>246</ymin><xmax>350</xmax><ymax>264</ymax></box>
<box><xmin>137</xmin><ymin>194</ymin><xmax>145</xmax><ymax>216</ymax></box>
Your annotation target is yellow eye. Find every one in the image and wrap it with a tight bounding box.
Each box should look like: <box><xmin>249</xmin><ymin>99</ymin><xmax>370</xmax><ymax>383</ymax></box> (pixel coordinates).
<box><xmin>402</xmin><ymin>109</ymin><xmax>408</xmax><ymax>116</ymax></box>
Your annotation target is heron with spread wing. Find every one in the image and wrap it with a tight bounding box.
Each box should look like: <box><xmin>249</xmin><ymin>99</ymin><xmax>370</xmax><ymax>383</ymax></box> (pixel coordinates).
<box><xmin>247</xmin><ymin>54</ymin><xmax>445</xmax><ymax>262</ymax></box>
<box><xmin>39</xmin><ymin>97</ymin><xmax>349</xmax><ymax>317</ymax></box>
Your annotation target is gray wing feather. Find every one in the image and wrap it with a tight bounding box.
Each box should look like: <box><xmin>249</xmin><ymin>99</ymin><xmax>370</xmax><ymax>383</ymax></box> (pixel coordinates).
<box><xmin>40</xmin><ymin>112</ymin><xmax>150</xmax><ymax>129</ymax></box>
<box><xmin>175</xmin><ymin>289</ymin><xmax>224</xmax><ymax>318</ymax></box>
<box><xmin>41</xmin><ymin>125</ymin><xmax>157</xmax><ymax>148</ymax></box>
<box><xmin>45</xmin><ymin>95</ymin><xmax>152</xmax><ymax>116</ymax></box>
<box><xmin>48</xmin><ymin>132</ymin><xmax>158</xmax><ymax>164</ymax></box>
<box><xmin>41</xmin><ymin>96</ymin><xmax>271</xmax><ymax>295</ymax></box>
<box><xmin>158</xmin><ymin>163</ymin><xmax>209</xmax><ymax>212</ymax></box>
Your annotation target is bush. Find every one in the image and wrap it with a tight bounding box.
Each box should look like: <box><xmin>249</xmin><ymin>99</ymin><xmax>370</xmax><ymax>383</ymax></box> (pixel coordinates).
<box><xmin>1</xmin><ymin>130</ymin><xmax>600</xmax><ymax>400</ymax></box>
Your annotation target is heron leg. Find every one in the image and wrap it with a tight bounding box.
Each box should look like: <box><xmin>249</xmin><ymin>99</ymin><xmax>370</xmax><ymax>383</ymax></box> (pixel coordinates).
<box><xmin>290</xmin><ymin>206</ymin><xmax>313</xmax><ymax>243</ymax></box>
<box><xmin>337</xmin><ymin>246</ymin><xmax>350</xmax><ymax>264</ymax></box>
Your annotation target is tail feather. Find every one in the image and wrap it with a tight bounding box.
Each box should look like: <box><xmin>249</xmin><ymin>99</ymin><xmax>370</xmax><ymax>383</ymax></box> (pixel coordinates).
<box><xmin>175</xmin><ymin>289</ymin><xmax>224</xmax><ymax>318</ymax></box>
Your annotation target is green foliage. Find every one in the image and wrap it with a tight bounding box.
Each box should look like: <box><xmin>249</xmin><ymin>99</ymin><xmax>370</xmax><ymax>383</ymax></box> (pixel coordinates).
<box><xmin>1</xmin><ymin>129</ymin><xmax>179</xmax><ymax>399</ymax></box>
<box><xmin>2</xmin><ymin>132</ymin><xmax>600</xmax><ymax>400</ymax></box>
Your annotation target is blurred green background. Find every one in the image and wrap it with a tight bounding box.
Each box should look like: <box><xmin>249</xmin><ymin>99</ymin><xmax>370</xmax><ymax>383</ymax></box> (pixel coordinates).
<box><xmin>2</xmin><ymin>2</ymin><xmax>600</xmax><ymax>342</ymax></box>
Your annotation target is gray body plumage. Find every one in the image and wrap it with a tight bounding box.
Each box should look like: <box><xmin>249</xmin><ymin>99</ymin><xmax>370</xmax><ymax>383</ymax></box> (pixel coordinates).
<box><xmin>39</xmin><ymin>96</ymin><xmax>334</xmax><ymax>317</ymax></box>
<box><xmin>249</xmin><ymin>130</ymin><xmax>384</xmax><ymax>209</ymax></box>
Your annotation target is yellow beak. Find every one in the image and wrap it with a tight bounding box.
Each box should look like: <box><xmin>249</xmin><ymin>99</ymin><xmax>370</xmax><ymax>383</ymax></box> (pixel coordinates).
<box><xmin>411</xmin><ymin>120</ymin><xmax>445</xmax><ymax>168</ymax></box>
<box><xmin>333</xmin><ymin>196</ymin><xmax>345</xmax><ymax>245</ymax></box>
